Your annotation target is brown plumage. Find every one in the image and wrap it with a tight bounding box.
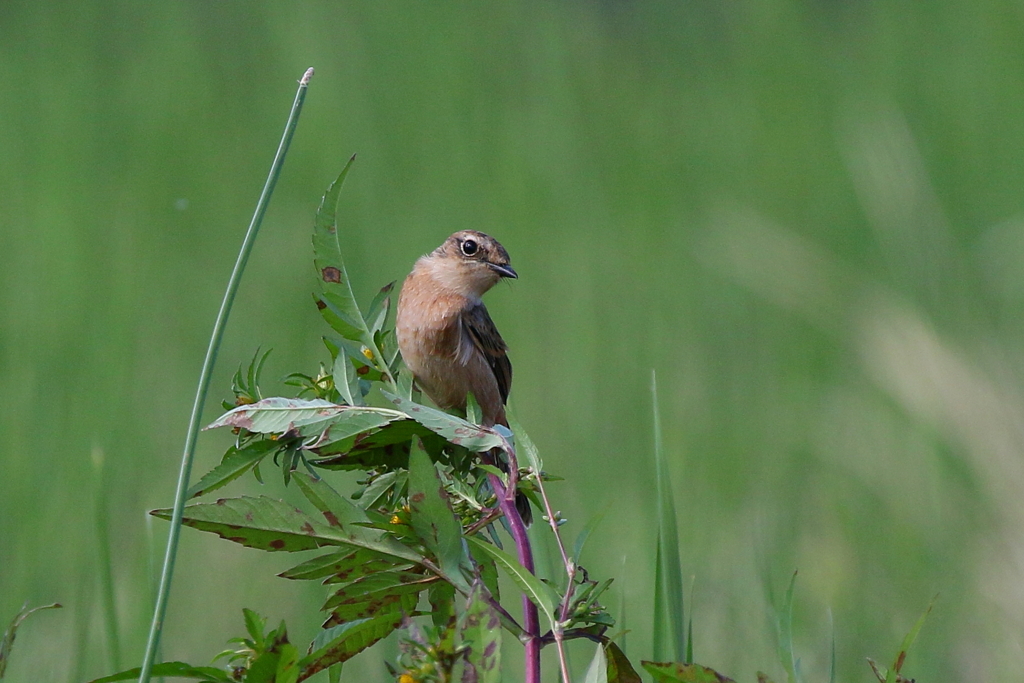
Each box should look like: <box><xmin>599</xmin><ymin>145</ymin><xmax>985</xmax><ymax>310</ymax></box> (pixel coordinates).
<box><xmin>396</xmin><ymin>230</ymin><xmax>531</xmax><ymax>524</ymax></box>
<box><xmin>396</xmin><ymin>230</ymin><xmax>516</xmax><ymax>428</ymax></box>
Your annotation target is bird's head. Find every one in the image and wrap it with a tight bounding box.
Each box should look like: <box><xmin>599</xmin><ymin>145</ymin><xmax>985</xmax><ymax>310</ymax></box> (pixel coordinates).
<box><xmin>426</xmin><ymin>230</ymin><xmax>517</xmax><ymax>298</ymax></box>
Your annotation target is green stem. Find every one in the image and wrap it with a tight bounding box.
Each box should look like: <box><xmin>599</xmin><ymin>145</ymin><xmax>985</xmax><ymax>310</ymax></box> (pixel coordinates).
<box><xmin>137</xmin><ymin>67</ymin><xmax>315</xmax><ymax>683</ymax></box>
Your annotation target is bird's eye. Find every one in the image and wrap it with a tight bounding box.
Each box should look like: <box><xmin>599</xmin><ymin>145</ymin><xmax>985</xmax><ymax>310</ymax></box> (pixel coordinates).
<box><xmin>460</xmin><ymin>239</ymin><xmax>478</xmax><ymax>256</ymax></box>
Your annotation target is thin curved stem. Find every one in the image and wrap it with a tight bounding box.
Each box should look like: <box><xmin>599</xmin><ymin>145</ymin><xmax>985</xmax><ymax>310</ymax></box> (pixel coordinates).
<box><xmin>137</xmin><ymin>67</ymin><xmax>315</xmax><ymax>683</ymax></box>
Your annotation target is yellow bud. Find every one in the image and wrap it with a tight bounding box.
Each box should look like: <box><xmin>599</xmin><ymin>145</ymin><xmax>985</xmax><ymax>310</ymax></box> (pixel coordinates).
<box><xmin>361</xmin><ymin>346</ymin><xmax>374</xmax><ymax>361</ymax></box>
<box><xmin>390</xmin><ymin>515</ymin><xmax>401</xmax><ymax>525</ymax></box>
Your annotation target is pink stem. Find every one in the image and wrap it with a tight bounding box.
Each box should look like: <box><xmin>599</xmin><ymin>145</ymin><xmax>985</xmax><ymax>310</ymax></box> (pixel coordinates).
<box><xmin>487</xmin><ymin>471</ymin><xmax>541</xmax><ymax>683</ymax></box>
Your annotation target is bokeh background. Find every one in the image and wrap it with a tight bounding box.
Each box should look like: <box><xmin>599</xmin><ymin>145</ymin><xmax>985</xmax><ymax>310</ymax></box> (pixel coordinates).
<box><xmin>4</xmin><ymin>1</ymin><xmax>1024</xmax><ymax>681</ymax></box>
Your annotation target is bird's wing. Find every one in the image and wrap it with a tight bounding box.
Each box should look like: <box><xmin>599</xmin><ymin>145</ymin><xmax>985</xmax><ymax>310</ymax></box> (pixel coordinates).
<box><xmin>461</xmin><ymin>301</ymin><xmax>512</xmax><ymax>405</ymax></box>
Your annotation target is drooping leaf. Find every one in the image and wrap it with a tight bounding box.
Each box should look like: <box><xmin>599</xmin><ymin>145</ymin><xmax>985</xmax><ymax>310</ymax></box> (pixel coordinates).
<box><xmin>584</xmin><ymin>641</ymin><xmax>609</xmax><ymax>683</ymax></box>
<box><xmin>641</xmin><ymin>661</ymin><xmax>736</xmax><ymax>683</ymax></box>
<box><xmin>460</xmin><ymin>582</ymin><xmax>501</xmax><ymax>683</ymax></box>
<box><xmin>0</xmin><ymin>603</ymin><xmax>62</xmax><ymax>679</ymax></box>
<box><xmin>206</xmin><ymin>397</ymin><xmax>404</xmax><ymax>441</ymax></box>
<box><xmin>652</xmin><ymin>371</ymin><xmax>686</xmax><ymax>664</ymax></box>
<box><xmin>465</xmin><ymin>536</ymin><xmax>558</xmax><ymax>626</ymax></box>
<box><xmin>151</xmin><ymin>496</ymin><xmax>416</xmax><ymax>562</ymax></box>
<box><xmin>383</xmin><ymin>392</ymin><xmax>506</xmax><ymax>452</ymax></box>
<box><xmin>84</xmin><ymin>661</ymin><xmax>232</xmax><ymax>683</ymax></box>
<box><xmin>292</xmin><ymin>472</ymin><xmax>421</xmax><ymax>563</ymax></box>
<box><xmin>299</xmin><ymin>612</ymin><xmax>404</xmax><ymax>678</ymax></box>
<box><xmin>278</xmin><ymin>548</ymin><xmax>406</xmax><ymax>583</ymax></box>
<box><xmin>606</xmin><ymin>642</ymin><xmax>642</xmax><ymax>683</ymax></box>
<box><xmin>408</xmin><ymin>437</ymin><xmax>470</xmax><ymax>590</ymax></box>
<box><xmin>188</xmin><ymin>440</ymin><xmax>280</xmax><ymax>499</ymax></box>
<box><xmin>321</xmin><ymin>571</ymin><xmax>433</xmax><ymax>625</ymax></box>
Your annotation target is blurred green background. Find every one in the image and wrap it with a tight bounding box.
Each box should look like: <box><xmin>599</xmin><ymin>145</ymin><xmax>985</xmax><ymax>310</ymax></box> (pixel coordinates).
<box><xmin>3</xmin><ymin>1</ymin><xmax>1024</xmax><ymax>680</ymax></box>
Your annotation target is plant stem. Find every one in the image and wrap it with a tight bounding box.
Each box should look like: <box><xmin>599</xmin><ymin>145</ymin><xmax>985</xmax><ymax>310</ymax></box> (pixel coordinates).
<box><xmin>535</xmin><ymin>474</ymin><xmax>575</xmax><ymax>683</ymax></box>
<box><xmin>486</xmin><ymin>471</ymin><xmax>541</xmax><ymax>683</ymax></box>
<box><xmin>137</xmin><ymin>67</ymin><xmax>315</xmax><ymax>683</ymax></box>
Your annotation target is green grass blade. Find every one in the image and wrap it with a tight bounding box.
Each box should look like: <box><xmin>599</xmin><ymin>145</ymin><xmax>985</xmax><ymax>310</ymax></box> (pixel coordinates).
<box><xmin>0</xmin><ymin>603</ymin><xmax>62</xmax><ymax>679</ymax></box>
<box><xmin>137</xmin><ymin>68</ymin><xmax>315</xmax><ymax>683</ymax></box>
<box><xmin>776</xmin><ymin>571</ymin><xmax>798</xmax><ymax>683</ymax></box>
<box><xmin>651</xmin><ymin>371</ymin><xmax>685</xmax><ymax>663</ymax></box>
<box><xmin>93</xmin><ymin>448</ymin><xmax>121</xmax><ymax>672</ymax></box>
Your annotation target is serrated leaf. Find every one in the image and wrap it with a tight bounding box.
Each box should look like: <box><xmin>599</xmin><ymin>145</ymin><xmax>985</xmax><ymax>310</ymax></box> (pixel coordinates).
<box><xmin>641</xmin><ymin>661</ymin><xmax>736</xmax><ymax>683</ymax></box>
<box><xmin>205</xmin><ymin>397</ymin><xmax>404</xmax><ymax>440</ymax></box>
<box><xmin>606</xmin><ymin>642</ymin><xmax>642</xmax><ymax>683</ymax></box>
<box><xmin>465</xmin><ymin>536</ymin><xmax>558</xmax><ymax>626</ymax></box>
<box><xmin>243</xmin><ymin>608</ymin><xmax>266</xmax><ymax>647</ymax></box>
<box><xmin>322</xmin><ymin>571</ymin><xmax>433</xmax><ymax>625</ymax></box>
<box><xmin>383</xmin><ymin>392</ymin><xmax>506</xmax><ymax>452</ymax></box>
<box><xmin>461</xmin><ymin>582</ymin><xmax>501</xmax><ymax>683</ymax></box>
<box><xmin>84</xmin><ymin>661</ymin><xmax>232</xmax><ymax>683</ymax></box>
<box><xmin>151</xmin><ymin>495</ymin><xmax>416</xmax><ymax>562</ymax></box>
<box><xmin>292</xmin><ymin>473</ymin><xmax>422</xmax><ymax>563</ymax></box>
<box><xmin>188</xmin><ymin>440</ymin><xmax>280</xmax><ymax>499</ymax></box>
<box><xmin>408</xmin><ymin>437</ymin><xmax>470</xmax><ymax>590</ymax></box>
<box><xmin>278</xmin><ymin>548</ymin><xmax>405</xmax><ymax>583</ymax></box>
<box><xmin>299</xmin><ymin>612</ymin><xmax>404</xmax><ymax>678</ymax></box>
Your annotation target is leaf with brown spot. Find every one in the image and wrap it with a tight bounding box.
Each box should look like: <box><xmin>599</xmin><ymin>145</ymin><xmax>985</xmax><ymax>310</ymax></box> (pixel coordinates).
<box><xmin>299</xmin><ymin>610</ymin><xmax>404</xmax><ymax>679</ymax></box>
<box><xmin>408</xmin><ymin>437</ymin><xmax>470</xmax><ymax>591</ymax></box>
<box><xmin>460</xmin><ymin>582</ymin><xmax>501</xmax><ymax>683</ymax></box>
<box><xmin>383</xmin><ymin>392</ymin><xmax>506</xmax><ymax>453</ymax></box>
<box><xmin>278</xmin><ymin>549</ymin><xmax>407</xmax><ymax>583</ymax></box>
<box><xmin>640</xmin><ymin>661</ymin><xmax>736</xmax><ymax>683</ymax></box>
<box><xmin>151</xmin><ymin>495</ymin><xmax>415</xmax><ymax>562</ymax></box>
<box><xmin>292</xmin><ymin>473</ymin><xmax>421</xmax><ymax>563</ymax></box>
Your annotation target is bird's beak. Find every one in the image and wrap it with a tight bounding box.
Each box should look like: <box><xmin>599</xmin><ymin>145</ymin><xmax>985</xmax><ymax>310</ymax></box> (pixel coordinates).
<box><xmin>488</xmin><ymin>262</ymin><xmax>518</xmax><ymax>279</ymax></box>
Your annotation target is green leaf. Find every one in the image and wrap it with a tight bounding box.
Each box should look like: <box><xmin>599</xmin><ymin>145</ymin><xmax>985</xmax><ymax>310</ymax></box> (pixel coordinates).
<box><xmin>151</xmin><ymin>495</ymin><xmax>416</xmax><ymax>562</ymax></box>
<box><xmin>278</xmin><ymin>548</ymin><xmax>406</xmax><ymax>583</ymax></box>
<box><xmin>461</xmin><ymin>582</ymin><xmax>502</xmax><ymax>683</ymax></box>
<box><xmin>0</xmin><ymin>603</ymin><xmax>62</xmax><ymax>679</ymax></box>
<box><xmin>640</xmin><ymin>661</ymin><xmax>736</xmax><ymax>683</ymax></box>
<box><xmin>584</xmin><ymin>641</ymin><xmax>609</xmax><ymax>683</ymax></box>
<box><xmin>465</xmin><ymin>536</ymin><xmax>558</xmax><ymax>626</ymax></box>
<box><xmin>383</xmin><ymin>392</ymin><xmax>506</xmax><ymax>452</ymax></box>
<box><xmin>356</xmin><ymin>471</ymin><xmax>401</xmax><ymax>510</ymax></box>
<box><xmin>887</xmin><ymin>596</ymin><xmax>937</xmax><ymax>682</ymax></box>
<box><xmin>506</xmin><ymin>406</ymin><xmax>542</xmax><ymax>473</ymax></box>
<box><xmin>775</xmin><ymin>571</ymin><xmax>798</xmax><ymax>683</ymax></box>
<box><xmin>428</xmin><ymin>581</ymin><xmax>457</xmax><ymax>629</ymax></box>
<box><xmin>206</xmin><ymin>397</ymin><xmax>404</xmax><ymax>439</ymax></box>
<box><xmin>243</xmin><ymin>608</ymin><xmax>266</xmax><ymax>648</ymax></box>
<box><xmin>322</xmin><ymin>571</ymin><xmax>432</xmax><ymax>625</ymax></box>
<box><xmin>467</xmin><ymin>542</ymin><xmax>500</xmax><ymax>601</ymax></box>
<box><xmin>275</xmin><ymin>642</ymin><xmax>300</xmax><ymax>683</ymax></box>
<box><xmin>366</xmin><ymin>282</ymin><xmax>395</xmax><ymax>336</ymax></box>
<box><xmin>292</xmin><ymin>472</ymin><xmax>422</xmax><ymax>563</ymax></box>
<box><xmin>244</xmin><ymin>650</ymin><xmax>280</xmax><ymax>683</ymax></box>
<box><xmin>188</xmin><ymin>440</ymin><xmax>280</xmax><ymax>499</ymax></box>
<box><xmin>84</xmin><ymin>662</ymin><xmax>232</xmax><ymax>683</ymax></box>
<box><xmin>408</xmin><ymin>437</ymin><xmax>470</xmax><ymax>590</ymax></box>
<box><xmin>606</xmin><ymin>642</ymin><xmax>642</xmax><ymax>683</ymax></box>
<box><xmin>652</xmin><ymin>371</ymin><xmax>686</xmax><ymax>664</ymax></box>
<box><xmin>313</xmin><ymin>157</ymin><xmax>392</xmax><ymax>383</ymax></box>
<box><xmin>299</xmin><ymin>612</ymin><xmax>404</xmax><ymax>678</ymax></box>
<box><xmin>332</xmin><ymin>348</ymin><xmax>364</xmax><ymax>407</ymax></box>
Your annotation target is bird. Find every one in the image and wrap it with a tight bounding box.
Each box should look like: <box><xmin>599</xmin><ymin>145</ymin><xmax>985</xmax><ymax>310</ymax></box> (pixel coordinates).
<box><xmin>396</xmin><ymin>230</ymin><xmax>531</xmax><ymax>523</ymax></box>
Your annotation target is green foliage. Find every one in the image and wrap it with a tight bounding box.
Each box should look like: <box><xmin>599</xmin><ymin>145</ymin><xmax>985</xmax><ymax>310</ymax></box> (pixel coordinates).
<box><xmin>113</xmin><ymin>165</ymin><xmax>934</xmax><ymax>683</ymax></box>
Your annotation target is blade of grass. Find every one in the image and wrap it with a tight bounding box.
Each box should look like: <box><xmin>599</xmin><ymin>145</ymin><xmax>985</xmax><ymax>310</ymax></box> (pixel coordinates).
<box><xmin>651</xmin><ymin>371</ymin><xmax>685</xmax><ymax>663</ymax></box>
<box><xmin>776</xmin><ymin>571</ymin><xmax>798</xmax><ymax>683</ymax></box>
<box><xmin>137</xmin><ymin>67</ymin><xmax>316</xmax><ymax>683</ymax></box>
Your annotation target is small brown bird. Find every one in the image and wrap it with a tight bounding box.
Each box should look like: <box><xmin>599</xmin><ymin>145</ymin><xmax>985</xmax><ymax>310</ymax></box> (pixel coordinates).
<box><xmin>396</xmin><ymin>230</ymin><xmax>517</xmax><ymax>428</ymax></box>
<box><xmin>396</xmin><ymin>230</ymin><xmax>531</xmax><ymax>523</ymax></box>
